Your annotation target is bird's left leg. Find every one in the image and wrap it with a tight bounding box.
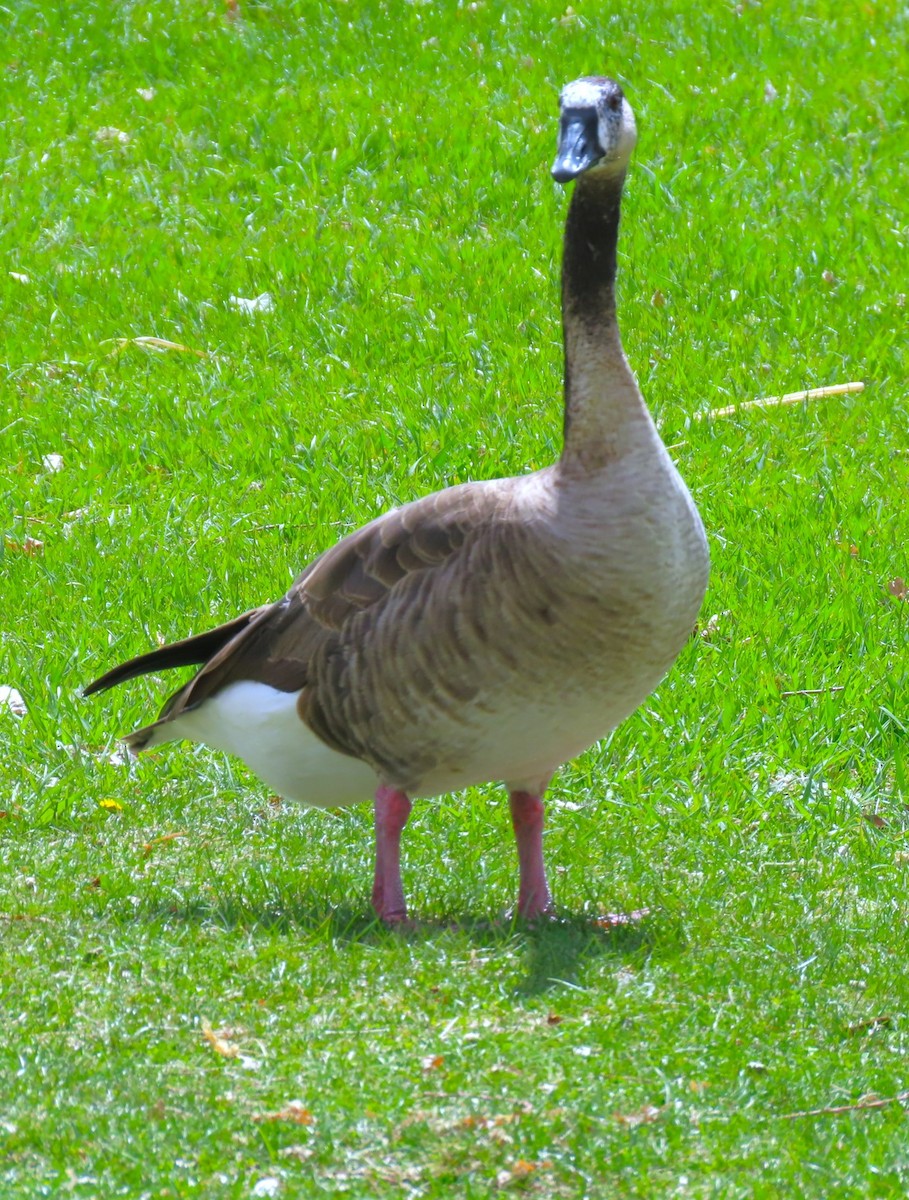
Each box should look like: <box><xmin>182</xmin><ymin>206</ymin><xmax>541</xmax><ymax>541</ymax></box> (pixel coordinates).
<box><xmin>371</xmin><ymin>785</ymin><xmax>412</xmax><ymax>923</ymax></box>
<box><xmin>509</xmin><ymin>788</ymin><xmax>554</xmax><ymax>919</ymax></box>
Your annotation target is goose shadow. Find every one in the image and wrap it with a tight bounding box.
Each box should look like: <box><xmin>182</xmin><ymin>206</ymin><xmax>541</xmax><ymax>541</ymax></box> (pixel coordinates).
<box><xmin>133</xmin><ymin>894</ymin><xmax>670</xmax><ymax>996</ymax></box>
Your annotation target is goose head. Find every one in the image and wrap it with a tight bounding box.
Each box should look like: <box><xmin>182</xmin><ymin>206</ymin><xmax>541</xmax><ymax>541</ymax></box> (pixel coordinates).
<box><xmin>552</xmin><ymin>76</ymin><xmax>637</xmax><ymax>183</ymax></box>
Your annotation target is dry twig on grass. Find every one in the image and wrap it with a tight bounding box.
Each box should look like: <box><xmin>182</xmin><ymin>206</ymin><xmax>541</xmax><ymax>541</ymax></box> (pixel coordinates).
<box><xmin>100</xmin><ymin>336</ymin><xmax>209</xmax><ymax>358</ymax></box>
<box><xmin>698</xmin><ymin>381</ymin><xmax>864</xmax><ymax>421</ymax></box>
<box><xmin>779</xmin><ymin>686</ymin><xmax>845</xmax><ymax>698</ymax></box>
<box><xmin>780</xmin><ymin>1090</ymin><xmax>909</xmax><ymax>1120</ymax></box>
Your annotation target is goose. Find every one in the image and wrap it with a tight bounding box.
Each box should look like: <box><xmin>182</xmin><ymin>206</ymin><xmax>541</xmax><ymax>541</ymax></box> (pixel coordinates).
<box><xmin>85</xmin><ymin>76</ymin><xmax>709</xmax><ymax>923</ymax></box>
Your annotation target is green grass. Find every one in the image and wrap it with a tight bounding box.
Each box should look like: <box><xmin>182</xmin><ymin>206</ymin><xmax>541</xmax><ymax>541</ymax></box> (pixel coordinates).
<box><xmin>2</xmin><ymin>0</ymin><xmax>909</xmax><ymax>1194</ymax></box>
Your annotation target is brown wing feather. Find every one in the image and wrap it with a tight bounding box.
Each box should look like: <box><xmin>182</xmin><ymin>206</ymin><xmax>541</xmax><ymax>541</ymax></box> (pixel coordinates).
<box><xmin>300</xmin><ymin>494</ymin><xmax>469</xmax><ymax>626</ymax></box>
<box><xmin>155</xmin><ymin>481</ymin><xmax>509</xmax><ymax>756</ymax></box>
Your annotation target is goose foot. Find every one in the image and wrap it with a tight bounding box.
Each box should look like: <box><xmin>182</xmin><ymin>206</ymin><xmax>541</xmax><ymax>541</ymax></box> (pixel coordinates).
<box><xmin>371</xmin><ymin>785</ymin><xmax>412</xmax><ymax>923</ymax></box>
<box><xmin>509</xmin><ymin>789</ymin><xmax>553</xmax><ymax>919</ymax></box>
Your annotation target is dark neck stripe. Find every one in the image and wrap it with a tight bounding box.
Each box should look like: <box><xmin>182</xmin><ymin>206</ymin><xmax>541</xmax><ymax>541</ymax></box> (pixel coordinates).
<box><xmin>561</xmin><ymin>170</ymin><xmax>625</xmax><ymax>323</ymax></box>
<box><xmin>560</xmin><ymin>171</ymin><xmax>626</xmax><ymax>440</ymax></box>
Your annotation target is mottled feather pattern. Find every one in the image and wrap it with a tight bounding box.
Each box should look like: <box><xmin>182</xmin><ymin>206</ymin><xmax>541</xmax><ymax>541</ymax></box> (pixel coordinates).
<box><xmin>89</xmin><ymin>77</ymin><xmax>708</xmax><ymax>836</ymax></box>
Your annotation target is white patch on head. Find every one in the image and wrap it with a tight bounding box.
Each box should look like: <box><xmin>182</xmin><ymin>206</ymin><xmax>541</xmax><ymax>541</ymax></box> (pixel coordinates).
<box><xmin>560</xmin><ymin>79</ymin><xmax>607</xmax><ymax>109</ymax></box>
<box><xmin>605</xmin><ymin>98</ymin><xmax>637</xmax><ymax>167</ymax></box>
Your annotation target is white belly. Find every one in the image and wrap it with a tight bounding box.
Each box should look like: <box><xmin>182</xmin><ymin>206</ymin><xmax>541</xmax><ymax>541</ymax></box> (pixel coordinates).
<box><xmin>170</xmin><ymin>681</ymin><xmax>378</xmax><ymax>807</ymax></box>
<box><xmin>159</xmin><ymin>669</ymin><xmax>655</xmax><ymax>805</ymax></box>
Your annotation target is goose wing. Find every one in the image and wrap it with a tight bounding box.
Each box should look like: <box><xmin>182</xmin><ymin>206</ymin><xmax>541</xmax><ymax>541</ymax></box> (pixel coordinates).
<box><xmin>138</xmin><ymin>479</ymin><xmax>516</xmax><ymax>755</ymax></box>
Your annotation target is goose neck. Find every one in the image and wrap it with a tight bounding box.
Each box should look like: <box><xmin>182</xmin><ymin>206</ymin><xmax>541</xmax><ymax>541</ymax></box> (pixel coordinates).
<box><xmin>559</xmin><ymin>169</ymin><xmax>652</xmax><ymax>471</ymax></box>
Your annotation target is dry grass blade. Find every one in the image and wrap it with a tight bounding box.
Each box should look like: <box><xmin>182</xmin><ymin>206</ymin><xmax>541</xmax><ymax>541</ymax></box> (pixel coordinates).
<box><xmin>614</xmin><ymin>1103</ymin><xmax>662</xmax><ymax>1128</ymax></box>
<box><xmin>779</xmin><ymin>686</ymin><xmax>845</xmax><ymax>698</ymax></box>
<box><xmin>100</xmin><ymin>336</ymin><xmax>209</xmax><ymax>359</ymax></box>
<box><xmin>779</xmin><ymin>1090</ymin><xmax>909</xmax><ymax>1120</ymax></box>
<box><xmin>698</xmin><ymin>382</ymin><xmax>864</xmax><ymax>420</ymax></box>
<box><xmin>252</xmin><ymin>1102</ymin><xmax>314</xmax><ymax>1125</ymax></box>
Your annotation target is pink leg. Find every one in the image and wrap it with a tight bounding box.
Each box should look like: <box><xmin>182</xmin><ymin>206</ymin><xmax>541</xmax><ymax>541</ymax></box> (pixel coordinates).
<box><xmin>371</xmin><ymin>785</ymin><xmax>412</xmax><ymax>923</ymax></box>
<box><xmin>509</xmin><ymin>790</ymin><xmax>553</xmax><ymax>919</ymax></box>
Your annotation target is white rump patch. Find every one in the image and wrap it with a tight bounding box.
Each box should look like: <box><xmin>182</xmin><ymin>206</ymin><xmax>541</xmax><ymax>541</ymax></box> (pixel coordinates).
<box><xmin>171</xmin><ymin>680</ymin><xmax>378</xmax><ymax>807</ymax></box>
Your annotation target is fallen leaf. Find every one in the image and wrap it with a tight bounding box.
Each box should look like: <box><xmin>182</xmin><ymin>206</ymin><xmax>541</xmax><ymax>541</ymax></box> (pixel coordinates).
<box><xmin>614</xmin><ymin>1103</ymin><xmax>661</xmax><ymax>1128</ymax></box>
<box><xmin>822</xmin><ymin>269</ymin><xmax>838</xmax><ymax>286</ymax></box>
<box><xmin>4</xmin><ymin>536</ymin><xmax>44</xmax><ymax>556</ymax></box>
<box><xmin>253</xmin><ymin>1101</ymin><xmax>314</xmax><ymax>1126</ymax></box>
<box><xmin>862</xmin><ymin>812</ymin><xmax>887</xmax><ymax>829</ymax></box>
<box><xmin>895</xmin><ymin>850</ymin><xmax>909</xmax><ymax>865</ymax></box>
<box><xmin>459</xmin><ymin>1112</ymin><xmax>522</xmax><ymax>1132</ymax></box>
<box><xmin>141</xmin><ymin>832</ymin><xmax>187</xmax><ymax>855</ymax></box>
<box><xmin>546</xmin><ymin>1013</ymin><xmax>562</xmax><ymax>1025</ymax></box>
<box><xmin>0</xmin><ymin>686</ymin><xmax>27</xmax><ymax>717</ymax></box>
<box><xmin>699</xmin><ymin>610</ymin><xmax>731</xmax><ymax>641</ymax></box>
<box><xmin>509</xmin><ymin>1160</ymin><xmax>537</xmax><ymax>1179</ymax></box>
<box><xmin>280</xmin><ymin>1145</ymin><xmax>314</xmax><ymax>1161</ymax></box>
<box><xmin>95</xmin><ymin>126</ymin><xmax>130</xmax><ymax>145</ymax></box>
<box><xmin>201</xmin><ymin>1019</ymin><xmax>239</xmax><ymax>1059</ymax></box>
<box><xmin>421</xmin><ymin>1054</ymin><xmax>445</xmax><ymax>1071</ymax></box>
<box><xmin>86</xmin><ymin>876</ymin><xmax>102</xmax><ymax>890</ymax></box>
<box><xmin>594</xmin><ymin>907</ymin><xmax>651</xmax><ymax>929</ymax></box>
<box><xmin>229</xmin><ymin>292</ymin><xmax>274</xmax><ymax>315</ymax></box>
<box><xmin>251</xmin><ymin>1179</ymin><xmax>281</xmax><ymax>1199</ymax></box>
<box><xmin>688</xmin><ymin>1079</ymin><xmax>709</xmax><ymax>1094</ymax></box>
<box><xmin>651</xmin><ymin>288</ymin><xmax>666</xmax><ymax>308</ymax></box>
<box><xmin>887</xmin><ymin>578</ymin><xmax>907</xmax><ymax>600</ymax></box>
<box><xmin>496</xmin><ymin>1159</ymin><xmax>551</xmax><ymax>1189</ymax></box>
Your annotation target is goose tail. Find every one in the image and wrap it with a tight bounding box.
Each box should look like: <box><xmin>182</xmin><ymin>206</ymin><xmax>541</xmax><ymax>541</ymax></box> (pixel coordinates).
<box><xmin>121</xmin><ymin>717</ymin><xmax>175</xmax><ymax>753</ymax></box>
<box><xmin>82</xmin><ymin>608</ymin><xmax>264</xmax><ymax>698</ymax></box>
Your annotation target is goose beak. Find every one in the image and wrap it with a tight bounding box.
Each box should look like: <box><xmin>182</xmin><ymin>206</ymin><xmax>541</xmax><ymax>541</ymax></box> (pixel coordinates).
<box><xmin>552</xmin><ymin>111</ymin><xmax>601</xmax><ymax>183</ymax></box>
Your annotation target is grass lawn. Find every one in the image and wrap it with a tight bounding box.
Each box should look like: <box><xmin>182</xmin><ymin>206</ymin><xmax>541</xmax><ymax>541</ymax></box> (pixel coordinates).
<box><xmin>2</xmin><ymin>0</ymin><xmax>908</xmax><ymax>1194</ymax></box>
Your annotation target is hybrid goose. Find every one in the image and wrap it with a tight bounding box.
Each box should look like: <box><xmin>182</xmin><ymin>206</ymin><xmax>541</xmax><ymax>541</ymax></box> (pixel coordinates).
<box><xmin>86</xmin><ymin>77</ymin><xmax>709</xmax><ymax>923</ymax></box>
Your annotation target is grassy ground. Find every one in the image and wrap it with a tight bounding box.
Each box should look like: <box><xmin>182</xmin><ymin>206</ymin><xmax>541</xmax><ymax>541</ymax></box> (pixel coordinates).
<box><xmin>2</xmin><ymin>0</ymin><xmax>908</xmax><ymax>1194</ymax></box>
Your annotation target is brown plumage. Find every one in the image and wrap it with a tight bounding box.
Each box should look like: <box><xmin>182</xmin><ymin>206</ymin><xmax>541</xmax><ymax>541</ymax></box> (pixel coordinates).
<box><xmin>86</xmin><ymin>77</ymin><xmax>709</xmax><ymax>922</ymax></box>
